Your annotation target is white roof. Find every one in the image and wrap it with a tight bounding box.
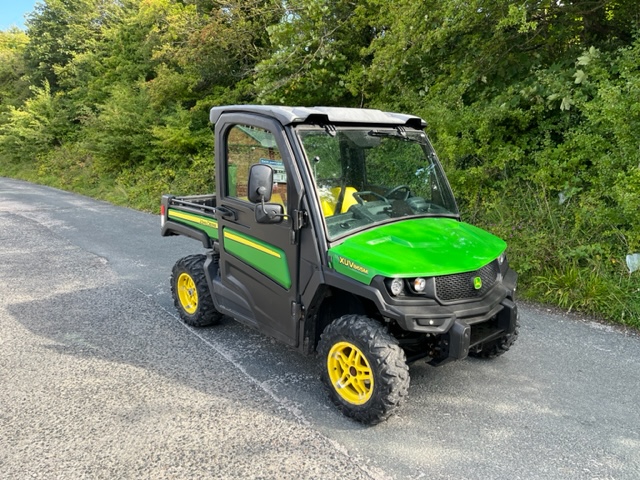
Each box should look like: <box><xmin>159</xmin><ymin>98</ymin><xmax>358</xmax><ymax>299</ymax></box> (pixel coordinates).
<box><xmin>209</xmin><ymin>105</ymin><xmax>426</xmax><ymax>128</ymax></box>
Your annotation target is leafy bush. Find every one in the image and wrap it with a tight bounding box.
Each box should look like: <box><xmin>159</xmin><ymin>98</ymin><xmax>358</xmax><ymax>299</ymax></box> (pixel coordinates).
<box><xmin>529</xmin><ymin>264</ymin><xmax>640</xmax><ymax>328</ymax></box>
<box><xmin>1</xmin><ymin>0</ymin><xmax>639</xmax><ymax>327</ymax></box>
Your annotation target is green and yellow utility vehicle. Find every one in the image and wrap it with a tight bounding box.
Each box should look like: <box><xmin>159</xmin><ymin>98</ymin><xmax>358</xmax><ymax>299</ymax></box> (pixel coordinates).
<box><xmin>161</xmin><ymin>105</ymin><xmax>519</xmax><ymax>424</ymax></box>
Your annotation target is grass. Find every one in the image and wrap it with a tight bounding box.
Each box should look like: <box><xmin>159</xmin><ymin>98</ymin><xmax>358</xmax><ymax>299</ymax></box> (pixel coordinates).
<box><xmin>525</xmin><ymin>264</ymin><xmax>640</xmax><ymax>328</ymax></box>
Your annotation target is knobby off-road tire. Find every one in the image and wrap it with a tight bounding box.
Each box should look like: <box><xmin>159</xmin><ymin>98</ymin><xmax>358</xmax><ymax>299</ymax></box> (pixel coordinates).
<box><xmin>318</xmin><ymin>315</ymin><xmax>410</xmax><ymax>425</ymax></box>
<box><xmin>469</xmin><ymin>323</ymin><xmax>520</xmax><ymax>359</ymax></box>
<box><xmin>171</xmin><ymin>254</ymin><xmax>222</xmax><ymax>327</ymax></box>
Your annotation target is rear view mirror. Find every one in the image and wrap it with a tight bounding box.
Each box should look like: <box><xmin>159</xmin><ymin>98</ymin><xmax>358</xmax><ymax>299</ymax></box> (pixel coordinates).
<box><xmin>248</xmin><ymin>164</ymin><xmax>273</xmax><ymax>203</ymax></box>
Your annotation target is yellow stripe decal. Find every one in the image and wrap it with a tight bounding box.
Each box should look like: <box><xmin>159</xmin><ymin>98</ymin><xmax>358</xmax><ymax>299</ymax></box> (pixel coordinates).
<box><xmin>224</xmin><ymin>231</ymin><xmax>281</xmax><ymax>258</ymax></box>
<box><xmin>169</xmin><ymin>210</ymin><xmax>218</xmax><ymax>229</ymax></box>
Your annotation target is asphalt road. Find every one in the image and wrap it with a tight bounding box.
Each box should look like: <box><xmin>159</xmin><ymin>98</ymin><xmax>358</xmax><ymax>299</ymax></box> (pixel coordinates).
<box><xmin>1</xmin><ymin>176</ymin><xmax>639</xmax><ymax>479</ymax></box>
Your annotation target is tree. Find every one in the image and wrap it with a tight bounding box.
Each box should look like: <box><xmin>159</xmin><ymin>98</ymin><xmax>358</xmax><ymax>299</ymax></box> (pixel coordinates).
<box><xmin>24</xmin><ymin>0</ymin><xmax>123</xmax><ymax>91</ymax></box>
<box><xmin>0</xmin><ymin>81</ymin><xmax>65</xmax><ymax>163</ymax></box>
<box><xmin>0</xmin><ymin>29</ymin><xmax>29</xmax><ymax>109</ymax></box>
<box><xmin>255</xmin><ymin>0</ymin><xmax>378</xmax><ymax>106</ymax></box>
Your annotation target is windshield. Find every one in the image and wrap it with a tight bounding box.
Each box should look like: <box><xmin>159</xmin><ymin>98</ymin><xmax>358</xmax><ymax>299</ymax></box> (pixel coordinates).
<box><xmin>297</xmin><ymin>127</ymin><xmax>459</xmax><ymax>240</ymax></box>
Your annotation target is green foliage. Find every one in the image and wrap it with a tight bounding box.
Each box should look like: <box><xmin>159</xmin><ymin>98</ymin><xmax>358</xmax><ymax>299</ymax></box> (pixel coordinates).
<box><xmin>529</xmin><ymin>264</ymin><xmax>640</xmax><ymax>328</ymax></box>
<box><xmin>151</xmin><ymin>106</ymin><xmax>213</xmax><ymax>165</ymax></box>
<box><xmin>0</xmin><ymin>81</ymin><xmax>69</xmax><ymax>163</ymax></box>
<box><xmin>24</xmin><ymin>0</ymin><xmax>124</xmax><ymax>91</ymax></box>
<box><xmin>83</xmin><ymin>82</ymin><xmax>156</xmax><ymax>172</ymax></box>
<box><xmin>0</xmin><ymin>29</ymin><xmax>29</xmax><ymax>108</ymax></box>
<box><xmin>35</xmin><ymin>143</ymin><xmax>107</xmax><ymax>192</ymax></box>
<box><xmin>111</xmin><ymin>153</ymin><xmax>216</xmax><ymax>211</ymax></box>
<box><xmin>1</xmin><ymin>0</ymin><xmax>639</xmax><ymax>326</ymax></box>
<box><xmin>255</xmin><ymin>0</ymin><xmax>377</xmax><ymax>105</ymax></box>
<box><xmin>184</xmin><ymin>0</ymin><xmax>283</xmax><ymax>92</ymax></box>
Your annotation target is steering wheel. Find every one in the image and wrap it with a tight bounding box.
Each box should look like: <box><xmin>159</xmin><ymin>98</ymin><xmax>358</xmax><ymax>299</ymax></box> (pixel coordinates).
<box><xmin>384</xmin><ymin>185</ymin><xmax>411</xmax><ymax>200</ymax></box>
<box><xmin>352</xmin><ymin>191</ymin><xmax>389</xmax><ymax>205</ymax></box>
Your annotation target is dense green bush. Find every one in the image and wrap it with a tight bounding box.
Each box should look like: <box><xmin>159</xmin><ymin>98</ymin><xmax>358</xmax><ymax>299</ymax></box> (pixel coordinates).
<box><xmin>0</xmin><ymin>0</ymin><xmax>638</xmax><ymax>326</ymax></box>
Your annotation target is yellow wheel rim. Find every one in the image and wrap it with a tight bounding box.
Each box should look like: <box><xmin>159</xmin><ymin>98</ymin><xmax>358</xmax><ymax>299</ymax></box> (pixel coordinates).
<box><xmin>327</xmin><ymin>341</ymin><xmax>374</xmax><ymax>405</ymax></box>
<box><xmin>177</xmin><ymin>273</ymin><xmax>198</xmax><ymax>314</ymax></box>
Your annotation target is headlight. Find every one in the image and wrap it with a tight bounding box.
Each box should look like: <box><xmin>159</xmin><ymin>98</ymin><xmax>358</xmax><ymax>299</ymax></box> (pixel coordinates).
<box><xmin>389</xmin><ymin>278</ymin><xmax>404</xmax><ymax>296</ymax></box>
<box><xmin>386</xmin><ymin>277</ymin><xmax>433</xmax><ymax>297</ymax></box>
<box><xmin>413</xmin><ymin>277</ymin><xmax>426</xmax><ymax>292</ymax></box>
<box><xmin>497</xmin><ymin>251</ymin><xmax>509</xmax><ymax>276</ymax></box>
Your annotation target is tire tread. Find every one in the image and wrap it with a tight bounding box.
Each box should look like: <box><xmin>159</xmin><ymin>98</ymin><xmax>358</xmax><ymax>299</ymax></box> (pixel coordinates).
<box><xmin>318</xmin><ymin>314</ymin><xmax>410</xmax><ymax>425</ymax></box>
<box><xmin>171</xmin><ymin>254</ymin><xmax>222</xmax><ymax>327</ymax></box>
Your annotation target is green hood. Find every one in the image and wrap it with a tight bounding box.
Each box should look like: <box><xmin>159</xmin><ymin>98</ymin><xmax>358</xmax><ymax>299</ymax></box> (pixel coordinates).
<box><xmin>328</xmin><ymin>218</ymin><xmax>506</xmax><ymax>284</ymax></box>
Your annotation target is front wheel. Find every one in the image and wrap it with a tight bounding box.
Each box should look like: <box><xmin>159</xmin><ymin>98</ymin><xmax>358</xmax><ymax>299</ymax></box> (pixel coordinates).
<box><xmin>171</xmin><ymin>255</ymin><xmax>222</xmax><ymax>327</ymax></box>
<box><xmin>317</xmin><ymin>315</ymin><xmax>410</xmax><ymax>425</ymax></box>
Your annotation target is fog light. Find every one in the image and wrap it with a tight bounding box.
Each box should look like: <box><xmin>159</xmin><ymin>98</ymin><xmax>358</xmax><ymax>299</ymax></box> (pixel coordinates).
<box><xmin>390</xmin><ymin>278</ymin><xmax>404</xmax><ymax>296</ymax></box>
<box><xmin>414</xmin><ymin>277</ymin><xmax>426</xmax><ymax>292</ymax></box>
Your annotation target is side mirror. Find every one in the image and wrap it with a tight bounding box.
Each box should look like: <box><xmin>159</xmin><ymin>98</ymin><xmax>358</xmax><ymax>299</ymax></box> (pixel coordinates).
<box><xmin>248</xmin><ymin>164</ymin><xmax>273</xmax><ymax>203</ymax></box>
<box><xmin>248</xmin><ymin>163</ymin><xmax>286</xmax><ymax>224</ymax></box>
<box><xmin>255</xmin><ymin>203</ymin><xmax>285</xmax><ymax>224</ymax></box>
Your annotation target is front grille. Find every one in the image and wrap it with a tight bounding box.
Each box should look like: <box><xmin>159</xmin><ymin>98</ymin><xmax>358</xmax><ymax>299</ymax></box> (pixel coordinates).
<box><xmin>435</xmin><ymin>261</ymin><xmax>500</xmax><ymax>301</ymax></box>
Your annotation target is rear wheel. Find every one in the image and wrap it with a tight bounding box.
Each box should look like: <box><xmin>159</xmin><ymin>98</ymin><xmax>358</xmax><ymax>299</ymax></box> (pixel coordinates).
<box><xmin>318</xmin><ymin>315</ymin><xmax>410</xmax><ymax>425</ymax></box>
<box><xmin>171</xmin><ymin>255</ymin><xmax>222</xmax><ymax>327</ymax></box>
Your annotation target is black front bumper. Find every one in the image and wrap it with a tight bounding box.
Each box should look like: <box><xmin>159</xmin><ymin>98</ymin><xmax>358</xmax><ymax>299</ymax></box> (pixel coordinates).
<box><xmin>369</xmin><ymin>268</ymin><xmax>518</xmax><ymax>333</ymax></box>
<box><xmin>437</xmin><ymin>297</ymin><xmax>518</xmax><ymax>365</ymax></box>
<box><xmin>375</xmin><ymin>267</ymin><xmax>517</xmax><ymax>365</ymax></box>
<box><xmin>322</xmin><ymin>267</ymin><xmax>518</xmax><ymax>364</ymax></box>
